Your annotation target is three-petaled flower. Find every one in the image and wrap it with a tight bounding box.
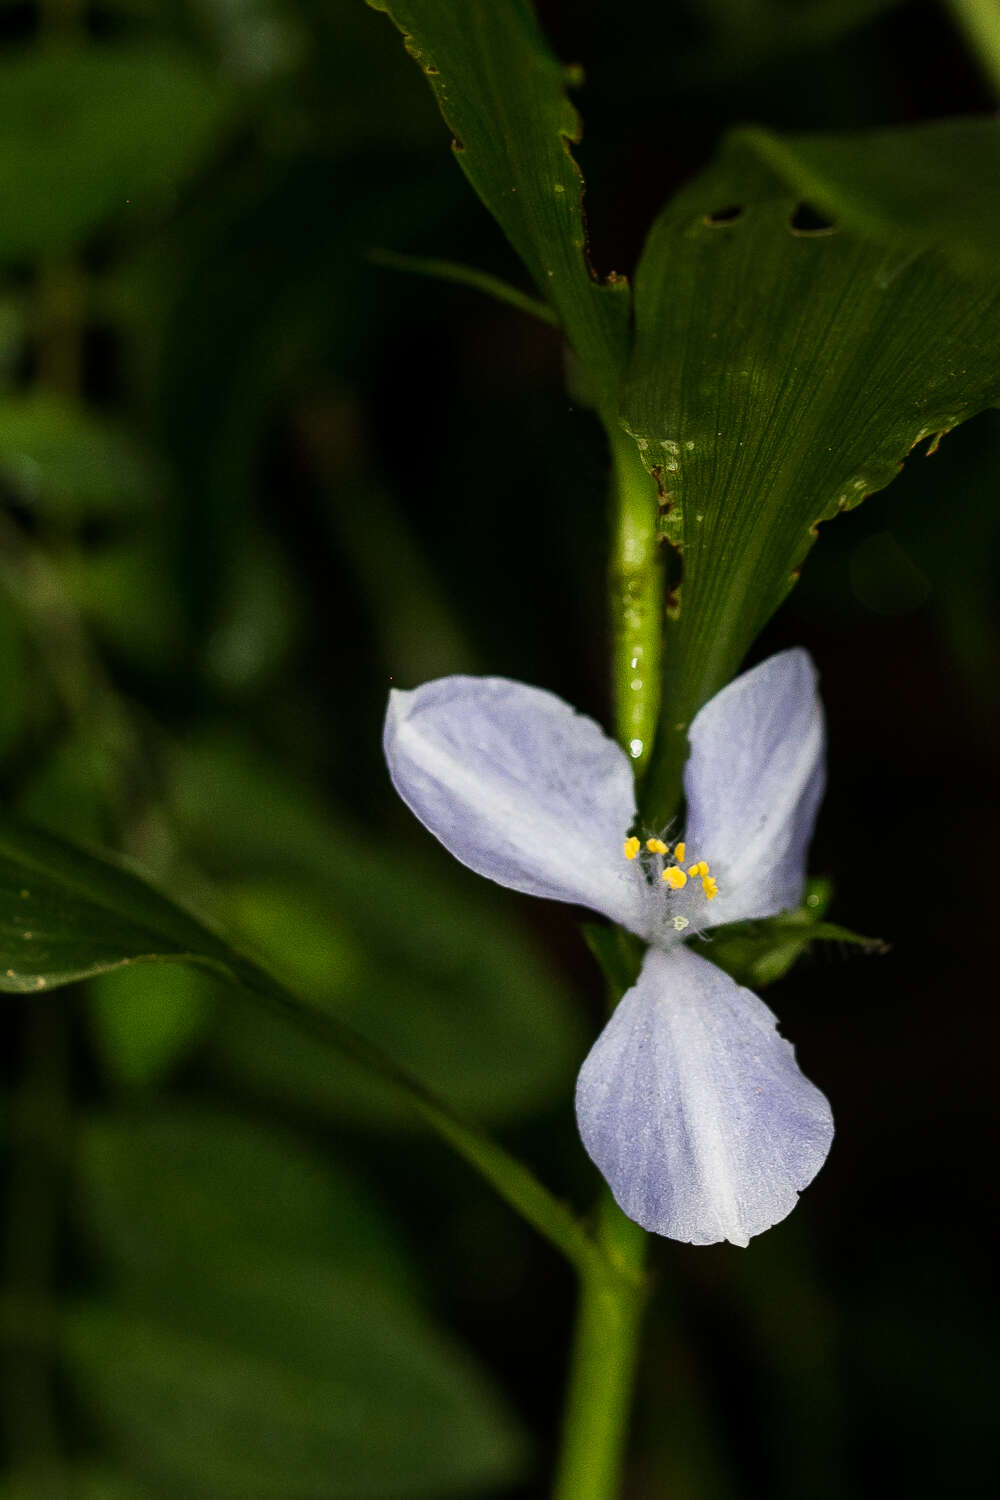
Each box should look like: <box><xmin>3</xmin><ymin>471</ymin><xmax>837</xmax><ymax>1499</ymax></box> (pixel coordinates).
<box><xmin>383</xmin><ymin>648</ymin><xmax>833</xmax><ymax>1247</ymax></box>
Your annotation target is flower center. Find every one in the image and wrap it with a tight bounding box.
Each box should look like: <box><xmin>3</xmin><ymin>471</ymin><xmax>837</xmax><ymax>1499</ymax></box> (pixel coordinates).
<box><xmin>623</xmin><ymin>834</ymin><xmax>719</xmax><ymax>931</ymax></box>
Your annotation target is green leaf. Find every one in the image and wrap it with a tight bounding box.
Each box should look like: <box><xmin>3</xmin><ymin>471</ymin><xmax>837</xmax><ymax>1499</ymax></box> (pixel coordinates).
<box><xmin>695</xmin><ymin>881</ymin><xmax>887</xmax><ymax>989</ymax></box>
<box><xmin>741</xmin><ymin>118</ymin><xmax>1000</xmax><ymax>275</ymax></box>
<box><xmin>0</xmin><ymin>813</ymin><xmax>600</xmax><ymax>1274</ymax></box>
<box><xmin>623</xmin><ymin>127</ymin><xmax>1000</xmax><ymax>818</ymax></box>
<box><xmin>66</xmin><ymin>1110</ymin><xmax>527</xmax><ymax>1499</ymax></box>
<box><xmin>367</xmin><ymin>0</ymin><xmax>630</xmax><ymax>397</ymax></box>
<box><xmin>0</xmin><ymin>47</ymin><xmax>232</xmax><ymax>260</ymax></box>
<box><xmin>0</xmin><ymin>815</ymin><xmax>239</xmax><ymax>993</ymax></box>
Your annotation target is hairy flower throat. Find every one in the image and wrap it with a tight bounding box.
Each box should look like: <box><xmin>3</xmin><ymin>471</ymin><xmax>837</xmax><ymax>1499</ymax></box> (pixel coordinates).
<box><xmin>623</xmin><ymin>834</ymin><xmax>719</xmax><ymax>904</ymax></box>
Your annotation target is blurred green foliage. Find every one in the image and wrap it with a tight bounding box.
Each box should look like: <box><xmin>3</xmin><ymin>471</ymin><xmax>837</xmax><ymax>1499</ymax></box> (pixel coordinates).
<box><xmin>0</xmin><ymin>0</ymin><xmax>997</xmax><ymax>1498</ymax></box>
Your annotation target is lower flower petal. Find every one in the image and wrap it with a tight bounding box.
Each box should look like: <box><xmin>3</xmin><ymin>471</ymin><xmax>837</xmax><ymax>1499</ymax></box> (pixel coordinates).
<box><xmin>575</xmin><ymin>945</ymin><xmax>833</xmax><ymax>1247</ymax></box>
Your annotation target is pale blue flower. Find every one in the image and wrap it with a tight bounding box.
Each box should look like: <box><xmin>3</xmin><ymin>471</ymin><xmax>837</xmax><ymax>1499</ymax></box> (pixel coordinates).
<box><xmin>383</xmin><ymin>649</ymin><xmax>833</xmax><ymax>1247</ymax></box>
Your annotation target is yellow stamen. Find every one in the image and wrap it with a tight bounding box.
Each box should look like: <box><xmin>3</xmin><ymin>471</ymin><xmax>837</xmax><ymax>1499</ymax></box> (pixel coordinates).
<box><xmin>624</xmin><ymin>836</ymin><xmax>640</xmax><ymax>861</ymax></box>
<box><xmin>662</xmin><ymin>865</ymin><xmax>687</xmax><ymax>889</ymax></box>
<box><xmin>674</xmin><ymin>841</ymin><xmax>686</xmax><ymax>862</ymax></box>
<box><xmin>702</xmin><ymin>875</ymin><xmax>718</xmax><ymax>900</ymax></box>
<box><xmin>646</xmin><ymin>837</ymin><xmax>669</xmax><ymax>855</ymax></box>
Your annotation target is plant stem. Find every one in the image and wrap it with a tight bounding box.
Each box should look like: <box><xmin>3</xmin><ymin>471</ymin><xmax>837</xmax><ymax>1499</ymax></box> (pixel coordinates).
<box><xmin>552</xmin><ymin>1194</ymin><xmax>647</xmax><ymax>1500</ymax></box>
<box><xmin>608</xmin><ymin>423</ymin><xmax>663</xmax><ymax>777</ymax></box>
<box><xmin>552</xmin><ymin>418</ymin><xmax>662</xmax><ymax>1499</ymax></box>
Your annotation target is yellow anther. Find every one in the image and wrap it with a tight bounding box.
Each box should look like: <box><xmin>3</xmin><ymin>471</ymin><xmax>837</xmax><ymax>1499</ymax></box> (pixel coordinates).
<box><xmin>702</xmin><ymin>875</ymin><xmax>718</xmax><ymax>901</ymax></box>
<box><xmin>624</xmin><ymin>836</ymin><xmax>641</xmax><ymax>861</ymax></box>
<box><xmin>674</xmin><ymin>841</ymin><xmax>686</xmax><ymax>863</ymax></box>
<box><xmin>662</xmin><ymin>865</ymin><xmax>688</xmax><ymax>889</ymax></box>
<box><xmin>646</xmin><ymin>838</ymin><xmax>669</xmax><ymax>854</ymax></box>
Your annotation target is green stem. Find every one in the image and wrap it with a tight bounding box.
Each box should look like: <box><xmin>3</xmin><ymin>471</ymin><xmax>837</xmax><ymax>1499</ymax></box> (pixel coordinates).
<box><xmin>552</xmin><ymin>1194</ymin><xmax>647</xmax><ymax>1500</ymax></box>
<box><xmin>608</xmin><ymin>424</ymin><xmax>663</xmax><ymax>777</ymax></box>
<box><xmin>552</xmin><ymin>420</ymin><xmax>662</xmax><ymax>1499</ymax></box>
<box><xmin>945</xmin><ymin>0</ymin><xmax>1000</xmax><ymax>99</ymax></box>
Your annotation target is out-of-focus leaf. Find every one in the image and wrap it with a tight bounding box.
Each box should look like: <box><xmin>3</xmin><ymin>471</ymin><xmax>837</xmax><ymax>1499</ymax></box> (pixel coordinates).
<box><xmin>624</xmin><ymin>128</ymin><xmax>1000</xmax><ymax>818</ymax></box>
<box><xmin>66</xmin><ymin>1299</ymin><xmax>525</xmax><ymax>1500</ymax></box>
<box><xmin>367</xmin><ymin>0</ymin><xmax>630</xmax><ymax>397</ymax></box>
<box><xmin>89</xmin><ymin>963</ymin><xmax>213</xmax><ymax>1088</ymax></box>
<box><xmin>0</xmin><ymin>396</ymin><xmax>157</xmax><ymax>521</ymax></box>
<box><xmin>76</xmin><ymin>1108</ymin><xmax>419</xmax><ymax>1296</ymax></box>
<box><xmin>0</xmin><ymin>47</ymin><xmax>233</xmax><ymax>260</ymax></box>
<box><xmin>61</xmin><ymin>535</ymin><xmax>188</xmax><ymax>671</ymax></box>
<box><xmin>215</xmin><ymin>870</ymin><xmax>581</xmax><ymax>1126</ymax></box>
<box><xmin>166</xmin><ymin>734</ymin><xmax>583</xmax><ymax>1125</ymax></box>
<box><xmin>66</xmin><ymin>1110</ymin><xmax>526</xmax><ymax>1499</ymax></box>
<box><xmin>202</xmin><ymin>533</ymin><xmax>300</xmax><ymax>692</ymax></box>
<box><xmin>0</xmin><ymin>813</ymin><xmax>598</xmax><ymax>1272</ymax></box>
<box><xmin>0</xmin><ymin>1470</ymin><xmax>156</xmax><ymax>1500</ymax></box>
<box><xmin>136</xmin><ymin>154</ymin><xmax>460</xmax><ymax>634</ymax></box>
<box><xmin>0</xmin><ymin>597</ymin><xmax>26</xmax><ymax>758</ymax></box>
<box><xmin>74</xmin><ymin>1472</ymin><xmax>157</xmax><ymax>1500</ymax></box>
<box><xmin>687</xmin><ymin>0</ymin><xmax>907</xmax><ymax>79</ymax></box>
<box><xmin>0</xmin><ymin>296</ymin><xmax>25</xmax><ymax>387</ymax></box>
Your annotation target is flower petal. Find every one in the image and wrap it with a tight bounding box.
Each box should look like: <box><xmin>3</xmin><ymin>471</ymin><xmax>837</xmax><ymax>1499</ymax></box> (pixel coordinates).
<box><xmin>575</xmin><ymin>945</ymin><xmax>833</xmax><ymax>1247</ymax></box>
<box><xmin>384</xmin><ymin>676</ymin><xmax>643</xmax><ymax>927</ymax></box>
<box><xmin>683</xmin><ymin>648</ymin><xmax>824</xmax><ymax>925</ymax></box>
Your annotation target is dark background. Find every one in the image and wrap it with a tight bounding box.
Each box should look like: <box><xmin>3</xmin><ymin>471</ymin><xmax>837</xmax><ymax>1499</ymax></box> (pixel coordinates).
<box><xmin>0</xmin><ymin>1</ymin><xmax>997</xmax><ymax>1496</ymax></box>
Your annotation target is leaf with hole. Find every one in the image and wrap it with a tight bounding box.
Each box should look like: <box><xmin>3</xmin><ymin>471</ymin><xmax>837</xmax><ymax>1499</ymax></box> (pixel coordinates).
<box><xmin>622</xmin><ymin>128</ymin><xmax>1000</xmax><ymax>819</ymax></box>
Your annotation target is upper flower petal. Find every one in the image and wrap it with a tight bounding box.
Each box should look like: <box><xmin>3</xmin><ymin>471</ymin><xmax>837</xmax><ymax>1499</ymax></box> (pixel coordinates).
<box><xmin>683</xmin><ymin>648</ymin><xmax>825</xmax><ymax>926</ymax></box>
<box><xmin>575</xmin><ymin>944</ymin><xmax>833</xmax><ymax>1247</ymax></box>
<box><xmin>384</xmin><ymin>676</ymin><xmax>643</xmax><ymax>927</ymax></box>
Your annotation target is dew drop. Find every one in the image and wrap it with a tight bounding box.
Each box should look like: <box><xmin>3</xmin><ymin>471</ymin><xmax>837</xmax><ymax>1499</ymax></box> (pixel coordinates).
<box><xmin>629</xmin><ymin>738</ymin><xmax>644</xmax><ymax>758</ymax></box>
